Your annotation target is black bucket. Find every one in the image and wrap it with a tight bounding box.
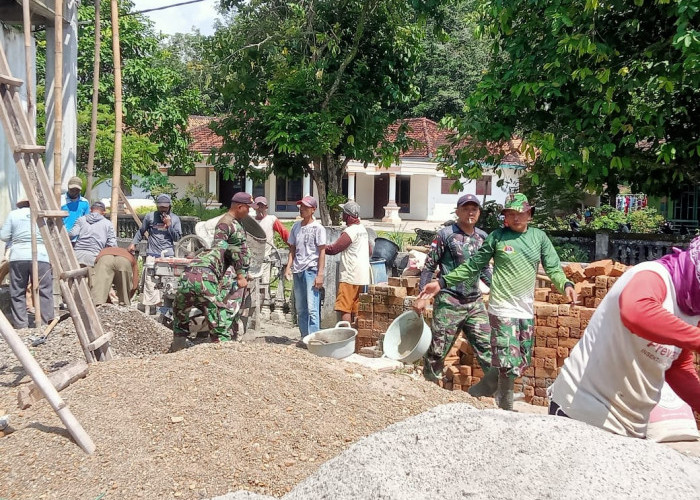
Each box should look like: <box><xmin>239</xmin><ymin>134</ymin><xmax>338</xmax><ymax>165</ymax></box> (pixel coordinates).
<box><xmin>371</xmin><ymin>237</ymin><xmax>400</xmax><ymax>269</ymax></box>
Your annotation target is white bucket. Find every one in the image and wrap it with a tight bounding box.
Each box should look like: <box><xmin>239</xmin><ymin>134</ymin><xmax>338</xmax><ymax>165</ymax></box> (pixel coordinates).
<box><xmin>383</xmin><ymin>311</ymin><xmax>431</xmax><ymax>363</ymax></box>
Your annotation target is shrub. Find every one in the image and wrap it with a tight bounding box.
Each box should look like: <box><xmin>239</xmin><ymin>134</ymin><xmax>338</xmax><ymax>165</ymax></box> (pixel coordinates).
<box><xmin>588</xmin><ymin>205</ymin><xmax>628</xmax><ymax>231</ymax></box>
<box><xmin>554</xmin><ymin>243</ymin><xmax>590</xmax><ymax>263</ymax></box>
<box><xmin>627</xmin><ymin>208</ymin><xmax>665</xmax><ymax>233</ymax></box>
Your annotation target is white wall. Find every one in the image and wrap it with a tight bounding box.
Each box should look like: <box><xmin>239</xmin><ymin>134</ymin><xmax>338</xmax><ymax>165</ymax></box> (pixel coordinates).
<box><xmin>0</xmin><ymin>25</ymin><xmax>33</xmax><ymax>227</ymax></box>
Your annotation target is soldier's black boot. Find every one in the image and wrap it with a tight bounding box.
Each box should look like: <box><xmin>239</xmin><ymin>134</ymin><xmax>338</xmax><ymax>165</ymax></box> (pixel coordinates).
<box><xmin>468</xmin><ymin>367</ymin><xmax>499</xmax><ymax>397</ymax></box>
<box><xmin>496</xmin><ymin>371</ymin><xmax>515</xmax><ymax>411</ymax></box>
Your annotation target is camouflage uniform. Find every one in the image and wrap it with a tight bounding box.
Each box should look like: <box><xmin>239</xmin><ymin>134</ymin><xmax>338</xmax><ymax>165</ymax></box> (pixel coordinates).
<box><xmin>488</xmin><ymin>315</ymin><xmax>535</xmax><ymax>377</ymax></box>
<box><xmin>213</xmin><ymin>213</ymin><xmax>251</xmax><ymax>336</ymax></box>
<box><xmin>418</xmin><ymin>224</ymin><xmax>492</xmax><ymax>382</ymax></box>
<box><xmin>172</xmin><ymin>219</ymin><xmax>249</xmax><ymax>341</ymax></box>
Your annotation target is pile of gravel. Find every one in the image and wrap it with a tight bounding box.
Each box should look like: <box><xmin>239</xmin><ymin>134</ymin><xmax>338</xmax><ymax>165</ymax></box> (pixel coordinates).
<box><xmin>217</xmin><ymin>403</ymin><xmax>700</xmax><ymax>499</ymax></box>
<box><xmin>96</xmin><ymin>304</ymin><xmax>173</xmax><ymax>357</ymax></box>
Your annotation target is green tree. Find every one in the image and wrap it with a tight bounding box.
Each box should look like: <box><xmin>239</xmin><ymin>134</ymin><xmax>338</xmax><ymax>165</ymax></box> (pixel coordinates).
<box><xmin>406</xmin><ymin>0</ymin><xmax>491</xmax><ymax>120</ymax></box>
<box><xmin>439</xmin><ymin>0</ymin><xmax>700</xmax><ymax>199</ymax></box>
<box><xmin>37</xmin><ymin>1</ymin><xmax>202</xmax><ymax>188</ymax></box>
<box><xmin>208</xmin><ymin>0</ymin><xmax>442</xmax><ymax>224</ymax></box>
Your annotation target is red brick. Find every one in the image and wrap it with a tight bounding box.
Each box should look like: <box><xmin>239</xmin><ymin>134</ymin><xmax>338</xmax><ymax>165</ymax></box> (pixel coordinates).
<box><xmin>522</xmin><ymin>366</ymin><xmax>535</xmax><ymax>377</ymax></box>
<box><xmin>546</xmin><ymin>316</ymin><xmax>559</xmax><ymax>328</ymax></box>
<box><xmin>388</xmin><ymin>277</ymin><xmax>402</xmax><ymax>287</ymax></box>
<box><xmin>609</xmin><ymin>262</ymin><xmax>627</xmax><ymax>277</ymax></box>
<box><xmin>558</xmin><ymin>304</ymin><xmax>571</xmax><ymax>316</ymax></box>
<box><xmin>458</xmin><ymin>365</ymin><xmax>472</xmax><ymax>376</ymax></box>
<box><xmin>534</xmin><ymin>302</ymin><xmax>559</xmax><ymax>316</ymax></box>
<box><xmin>558</xmin><ymin>326</ymin><xmax>570</xmax><ymax>338</ymax></box>
<box><xmin>544</xmin><ymin>357</ymin><xmax>557</xmax><ymax>370</ymax></box>
<box><xmin>558</xmin><ymin>316</ymin><xmax>580</xmax><ymax>328</ymax></box>
<box><xmin>534</xmin><ymin>347</ymin><xmax>557</xmax><ymax>358</ymax></box>
<box><xmin>584</xmin><ymin>259</ymin><xmax>613</xmax><ymax>277</ymax></box>
<box><xmin>533</xmin><ymin>357</ymin><xmax>545</xmax><ymax>368</ymax></box>
<box><xmin>535</xmin><ymin>288</ymin><xmax>550</xmax><ymax>302</ymax></box>
<box><xmin>584</xmin><ymin>297</ymin><xmax>596</xmax><ymax>308</ymax></box>
<box><xmin>595</xmin><ymin>275</ymin><xmax>608</xmax><ymax>289</ymax></box>
<box><xmin>546</xmin><ymin>337</ymin><xmax>559</xmax><ymax>348</ymax></box>
<box><xmin>535</xmin><ymin>367</ymin><xmax>558</xmax><ymax>378</ymax></box>
<box><xmin>532</xmin><ymin>396</ymin><xmax>545</xmax><ymax>406</ymax></box>
<box><xmin>536</xmin><ymin>326</ymin><xmax>559</xmax><ymax>338</ymax></box>
<box><xmin>535</xmin><ymin>387</ymin><xmax>548</xmax><ymax>398</ymax></box>
<box><xmin>556</xmin><ymin>346</ymin><xmax>569</xmax><ymax>358</ymax></box>
<box><xmin>559</xmin><ymin>338</ymin><xmax>579</xmax><ymax>349</ymax></box>
<box><xmin>577</xmin><ymin>282</ymin><xmax>595</xmax><ymax>297</ymax></box>
<box><xmin>595</xmin><ymin>287</ymin><xmax>607</xmax><ymax>299</ymax></box>
<box><xmin>577</xmin><ymin>307</ymin><xmax>596</xmax><ymax>321</ymax></box>
<box><xmin>536</xmin><ymin>317</ymin><xmax>548</xmax><ymax>326</ymax></box>
<box><xmin>569</xmin><ymin>328</ymin><xmax>581</xmax><ymax>339</ymax></box>
<box><xmin>535</xmin><ymin>377</ymin><xmax>548</xmax><ymax>388</ymax></box>
<box><xmin>359</xmin><ymin>293</ymin><xmax>373</xmax><ymax>303</ymax></box>
<box><xmin>524</xmin><ymin>385</ymin><xmax>535</xmax><ymax>397</ymax></box>
<box><xmin>535</xmin><ymin>336</ymin><xmax>547</xmax><ymax>347</ymax></box>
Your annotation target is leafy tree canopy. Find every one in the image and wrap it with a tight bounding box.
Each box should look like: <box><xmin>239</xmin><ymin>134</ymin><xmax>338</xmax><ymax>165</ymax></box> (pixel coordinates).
<box><xmin>439</xmin><ymin>0</ymin><xmax>700</xmax><ymax>200</ymax></box>
<box><xmin>208</xmin><ymin>0</ymin><xmax>444</xmax><ymax>223</ymax></box>
<box><xmin>404</xmin><ymin>0</ymin><xmax>491</xmax><ymax>120</ymax></box>
<box><xmin>37</xmin><ymin>0</ymin><xmax>203</xmax><ymax>188</ymax></box>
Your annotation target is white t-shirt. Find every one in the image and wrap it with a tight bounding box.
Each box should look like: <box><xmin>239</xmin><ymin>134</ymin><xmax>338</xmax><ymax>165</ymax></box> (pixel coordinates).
<box><xmin>549</xmin><ymin>261</ymin><xmax>700</xmax><ymax>438</ymax></box>
<box><xmin>339</xmin><ymin>224</ymin><xmax>370</xmax><ymax>286</ymax></box>
<box><xmin>288</xmin><ymin>219</ymin><xmax>326</xmax><ymax>273</ymax></box>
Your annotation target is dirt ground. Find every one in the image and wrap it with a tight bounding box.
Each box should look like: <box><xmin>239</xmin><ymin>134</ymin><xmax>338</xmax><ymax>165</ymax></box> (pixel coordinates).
<box><xmin>0</xmin><ymin>306</ymin><xmax>487</xmax><ymax>499</ymax></box>
<box><xmin>1</xmin><ymin>305</ymin><xmax>699</xmax><ymax>499</ymax></box>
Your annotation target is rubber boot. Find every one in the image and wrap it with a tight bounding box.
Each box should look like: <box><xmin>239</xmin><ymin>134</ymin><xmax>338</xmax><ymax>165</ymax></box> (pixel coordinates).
<box><xmin>169</xmin><ymin>335</ymin><xmax>188</xmax><ymax>353</ymax></box>
<box><xmin>468</xmin><ymin>367</ymin><xmax>499</xmax><ymax>397</ymax></box>
<box><xmin>496</xmin><ymin>371</ymin><xmax>515</xmax><ymax>411</ymax></box>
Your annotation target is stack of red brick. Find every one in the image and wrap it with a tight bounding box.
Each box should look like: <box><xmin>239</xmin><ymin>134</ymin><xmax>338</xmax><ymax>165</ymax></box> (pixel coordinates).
<box><xmin>355</xmin><ymin>277</ymin><xmax>429</xmax><ymax>352</ymax></box>
<box><xmin>440</xmin><ymin>259</ymin><xmax>629</xmax><ymax>405</ymax></box>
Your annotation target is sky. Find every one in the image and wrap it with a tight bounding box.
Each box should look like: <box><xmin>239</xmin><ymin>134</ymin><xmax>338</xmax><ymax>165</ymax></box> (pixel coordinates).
<box><xmin>131</xmin><ymin>0</ymin><xmax>221</xmax><ymax>36</ymax></box>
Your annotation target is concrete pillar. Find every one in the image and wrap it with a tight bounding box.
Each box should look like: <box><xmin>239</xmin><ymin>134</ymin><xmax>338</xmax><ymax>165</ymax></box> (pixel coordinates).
<box><xmin>348</xmin><ymin>173</ymin><xmax>356</xmax><ymax>201</ymax></box>
<box><xmin>303</xmin><ymin>174</ymin><xmax>311</xmax><ymax>197</ymax></box>
<box><xmin>245</xmin><ymin>175</ymin><xmax>253</xmax><ymax>194</ymax></box>
<box><xmin>45</xmin><ymin>0</ymin><xmax>79</xmax><ymax>192</ymax></box>
<box><xmin>595</xmin><ymin>231</ymin><xmax>610</xmax><ymax>260</ymax></box>
<box><xmin>207</xmin><ymin>167</ymin><xmax>217</xmax><ymax>197</ymax></box>
<box><xmin>382</xmin><ymin>173</ymin><xmax>401</xmax><ymax>224</ymax></box>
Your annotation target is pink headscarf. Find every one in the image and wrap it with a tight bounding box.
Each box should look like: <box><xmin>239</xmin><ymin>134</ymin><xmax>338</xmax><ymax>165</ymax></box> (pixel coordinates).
<box><xmin>657</xmin><ymin>236</ymin><xmax>700</xmax><ymax>316</ymax></box>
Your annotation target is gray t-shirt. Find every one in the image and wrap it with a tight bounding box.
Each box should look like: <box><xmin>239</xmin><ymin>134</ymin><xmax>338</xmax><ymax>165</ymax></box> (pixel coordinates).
<box><xmin>131</xmin><ymin>211</ymin><xmax>182</xmax><ymax>257</ymax></box>
<box><xmin>288</xmin><ymin>219</ymin><xmax>326</xmax><ymax>273</ymax></box>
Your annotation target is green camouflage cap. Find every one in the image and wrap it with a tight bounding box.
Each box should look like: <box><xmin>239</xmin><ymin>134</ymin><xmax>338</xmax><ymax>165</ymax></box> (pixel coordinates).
<box><xmin>501</xmin><ymin>193</ymin><xmax>535</xmax><ymax>214</ymax></box>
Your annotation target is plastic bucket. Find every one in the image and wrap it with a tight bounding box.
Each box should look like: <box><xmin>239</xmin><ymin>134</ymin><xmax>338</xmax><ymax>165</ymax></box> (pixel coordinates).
<box><xmin>372</xmin><ymin>237</ymin><xmax>400</xmax><ymax>269</ymax></box>
<box><xmin>383</xmin><ymin>311</ymin><xmax>431</xmax><ymax>363</ymax></box>
<box><xmin>370</xmin><ymin>259</ymin><xmax>388</xmax><ymax>284</ymax></box>
<box><xmin>303</xmin><ymin>321</ymin><xmax>357</xmax><ymax>359</ymax></box>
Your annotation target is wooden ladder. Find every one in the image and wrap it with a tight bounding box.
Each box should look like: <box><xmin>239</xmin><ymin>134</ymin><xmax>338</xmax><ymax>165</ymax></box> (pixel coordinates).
<box><xmin>0</xmin><ymin>43</ymin><xmax>112</xmax><ymax>363</ymax></box>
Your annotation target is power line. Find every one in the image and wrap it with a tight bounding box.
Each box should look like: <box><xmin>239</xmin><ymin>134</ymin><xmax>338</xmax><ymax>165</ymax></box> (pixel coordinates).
<box><xmin>128</xmin><ymin>0</ymin><xmax>208</xmax><ymax>17</ymax></box>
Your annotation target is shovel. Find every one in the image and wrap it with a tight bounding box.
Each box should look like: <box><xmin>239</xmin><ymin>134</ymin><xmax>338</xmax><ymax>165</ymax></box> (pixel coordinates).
<box><xmin>30</xmin><ymin>312</ymin><xmax>70</xmax><ymax>347</ymax></box>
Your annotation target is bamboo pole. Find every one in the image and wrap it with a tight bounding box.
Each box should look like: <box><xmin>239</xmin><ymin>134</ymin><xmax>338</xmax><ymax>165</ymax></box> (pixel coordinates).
<box><xmin>0</xmin><ymin>312</ymin><xmax>96</xmax><ymax>454</ymax></box>
<box><xmin>53</xmin><ymin>0</ymin><xmax>64</xmax><ymax>203</ymax></box>
<box><xmin>29</xmin><ymin>208</ymin><xmax>41</xmax><ymax>328</ymax></box>
<box><xmin>22</xmin><ymin>0</ymin><xmax>41</xmax><ymax>328</ymax></box>
<box><xmin>22</xmin><ymin>0</ymin><xmax>34</xmax><ymax>131</ymax></box>
<box><xmin>86</xmin><ymin>0</ymin><xmax>101</xmax><ymax>201</ymax></box>
<box><xmin>109</xmin><ymin>0</ymin><xmax>123</xmax><ymax>229</ymax></box>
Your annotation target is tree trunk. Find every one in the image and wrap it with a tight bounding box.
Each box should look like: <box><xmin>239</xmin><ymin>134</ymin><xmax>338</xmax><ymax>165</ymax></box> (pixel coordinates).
<box><xmin>86</xmin><ymin>0</ymin><xmax>101</xmax><ymax>201</ymax></box>
<box><xmin>312</xmin><ymin>154</ymin><xmax>346</xmax><ymax>225</ymax></box>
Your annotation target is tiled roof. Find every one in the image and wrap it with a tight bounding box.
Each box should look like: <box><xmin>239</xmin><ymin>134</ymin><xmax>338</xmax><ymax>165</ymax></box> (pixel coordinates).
<box><xmin>186</xmin><ymin>115</ymin><xmax>527</xmax><ymax>166</ymax></box>
<box><xmin>187</xmin><ymin>116</ymin><xmax>222</xmax><ymax>153</ymax></box>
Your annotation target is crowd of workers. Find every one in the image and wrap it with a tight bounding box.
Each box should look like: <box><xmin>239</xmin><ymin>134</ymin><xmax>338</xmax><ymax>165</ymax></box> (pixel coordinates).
<box><xmin>3</xmin><ymin>179</ymin><xmax>700</xmax><ymax>442</ymax></box>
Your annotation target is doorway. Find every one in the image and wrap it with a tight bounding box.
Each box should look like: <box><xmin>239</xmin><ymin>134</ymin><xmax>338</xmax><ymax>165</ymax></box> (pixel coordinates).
<box><xmin>373</xmin><ymin>174</ymin><xmax>389</xmax><ymax>219</ymax></box>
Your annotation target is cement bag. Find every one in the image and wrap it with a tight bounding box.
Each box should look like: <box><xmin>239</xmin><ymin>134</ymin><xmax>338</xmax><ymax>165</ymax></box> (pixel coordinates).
<box><xmin>402</xmin><ymin>250</ymin><xmax>427</xmax><ymax>277</ymax></box>
<box><xmin>646</xmin><ymin>382</ymin><xmax>699</xmax><ymax>443</ymax></box>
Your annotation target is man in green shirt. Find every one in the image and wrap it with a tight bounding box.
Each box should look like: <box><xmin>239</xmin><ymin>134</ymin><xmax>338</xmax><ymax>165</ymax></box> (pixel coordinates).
<box><xmin>421</xmin><ymin>193</ymin><xmax>577</xmax><ymax>410</ymax></box>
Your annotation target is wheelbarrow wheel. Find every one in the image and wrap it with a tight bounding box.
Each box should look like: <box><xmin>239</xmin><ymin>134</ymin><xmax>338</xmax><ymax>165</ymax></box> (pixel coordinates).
<box><xmin>174</xmin><ymin>234</ymin><xmax>208</xmax><ymax>258</ymax></box>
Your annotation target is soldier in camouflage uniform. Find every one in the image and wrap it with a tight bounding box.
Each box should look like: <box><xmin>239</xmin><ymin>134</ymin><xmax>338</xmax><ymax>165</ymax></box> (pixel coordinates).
<box><xmin>421</xmin><ymin>194</ymin><xmax>577</xmax><ymax>410</ymax></box>
<box><xmin>169</xmin><ymin>192</ymin><xmax>255</xmax><ymax>351</ymax></box>
<box><xmin>414</xmin><ymin>194</ymin><xmax>493</xmax><ymax>391</ymax></box>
